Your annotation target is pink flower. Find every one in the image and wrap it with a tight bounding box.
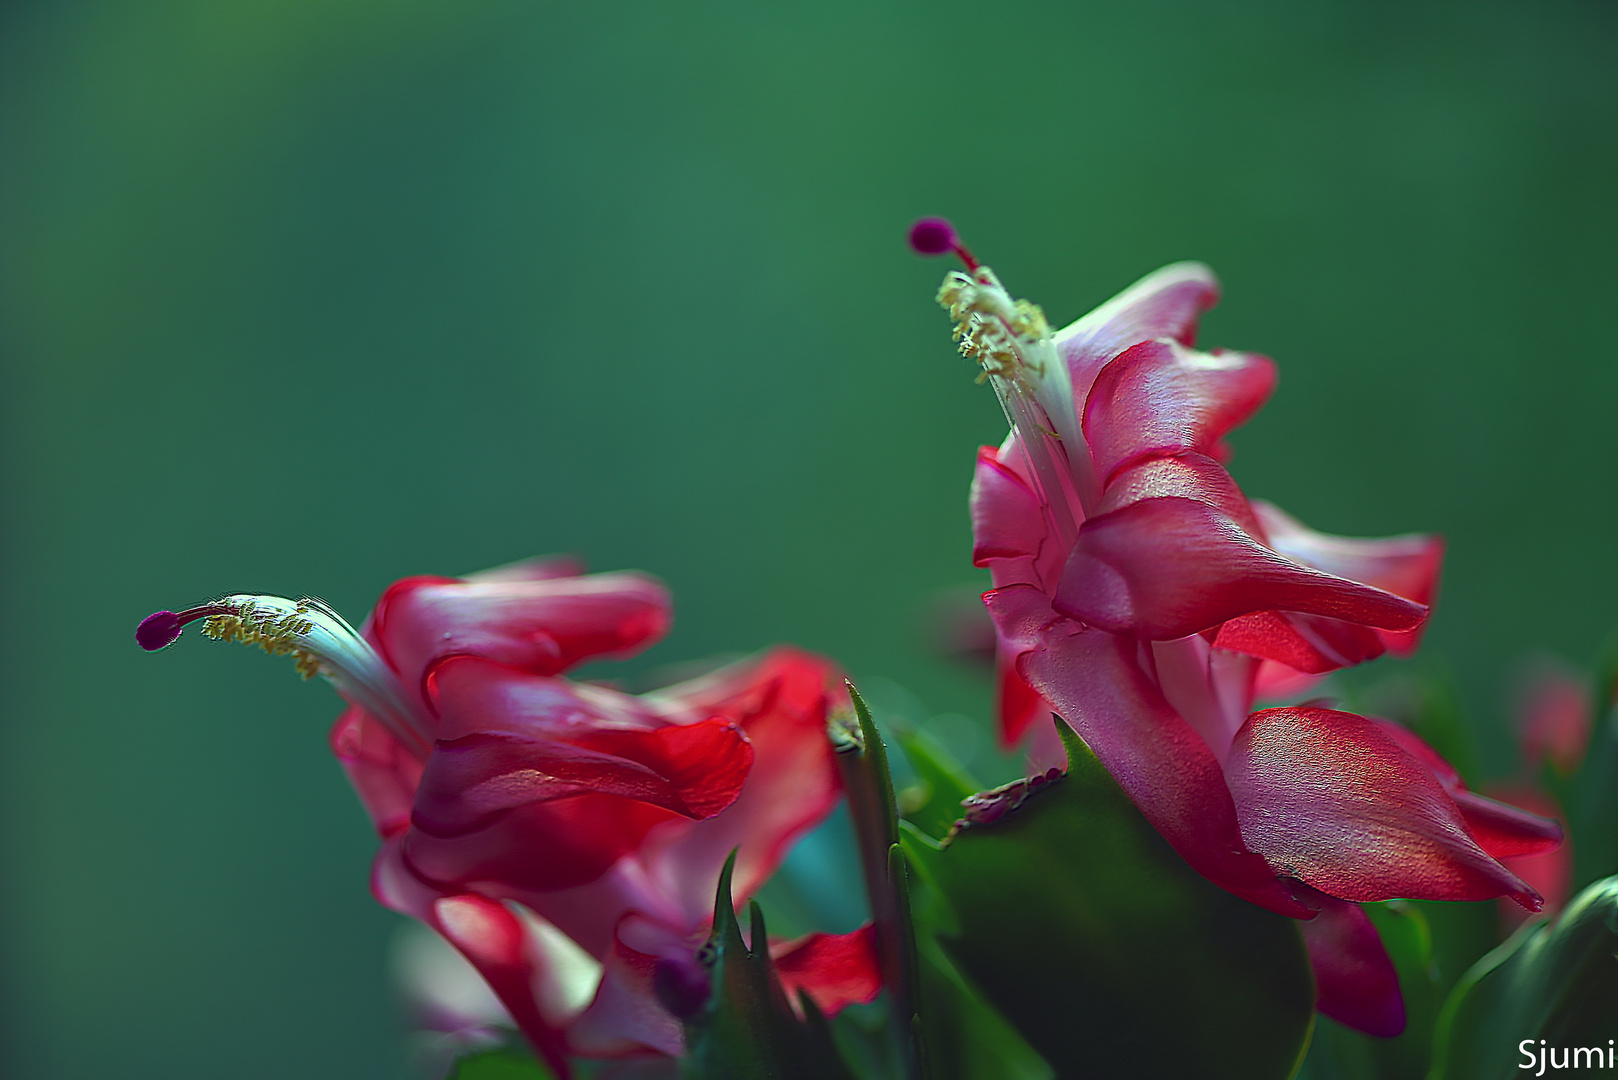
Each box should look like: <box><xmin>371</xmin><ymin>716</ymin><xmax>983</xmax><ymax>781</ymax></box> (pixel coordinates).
<box><xmin>914</xmin><ymin>220</ymin><xmax>1561</xmax><ymax>1035</ymax></box>
<box><xmin>138</xmin><ymin>558</ymin><xmax>878</xmax><ymax>1075</ymax></box>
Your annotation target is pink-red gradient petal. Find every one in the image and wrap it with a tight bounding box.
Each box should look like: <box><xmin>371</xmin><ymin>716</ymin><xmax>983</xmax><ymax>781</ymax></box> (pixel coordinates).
<box><xmin>1018</xmin><ymin>625</ymin><xmax>1311</xmax><ymax>918</ymax></box>
<box><xmin>1056</xmin><ymin>496</ymin><xmax>1428</xmax><ymax>640</ymax></box>
<box><xmin>1252</xmin><ymin>502</ymin><xmax>1442</xmax><ymax>657</ymax></box>
<box><xmin>409</xmin><ymin>719</ymin><xmax>752</xmax><ymax>837</ymax></box>
<box><xmin>638</xmin><ymin>649</ymin><xmax>846</xmax><ymax>924</ymax></box>
<box><xmin>771</xmin><ymin>924</ymin><xmax>882</xmax><ymax>1015</ymax></box>
<box><xmin>1369</xmin><ymin>719</ymin><xmax>1562</xmax><ymax>859</ymax></box>
<box><xmin>1295</xmin><ymin>892</ymin><xmax>1405</xmax><ymax>1038</ymax></box>
<box><xmin>1054</xmin><ymin>261</ymin><xmax>1222</xmax><ymax>404</ymax></box>
<box><xmin>431</xmin><ymin>894</ymin><xmax>574</xmax><ymax>1078</ymax></box>
<box><xmin>330</xmin><ymin>705</ymin><xmax>423</xmax><ymax>838</ymax></box>
<box><xmin>369</xmin><ymin>571</ymin><xmax>672</xmax><ymax>702</ymax></box>
<box><xmin>1227</xmin><ymin>708</ymin><xmax>1541</xmax><ymax>908</ymax></box>
<box><xmin>1082</xmin><ymin>340</ymin><xmax>1276</xmax><ymax>486</ymax></box>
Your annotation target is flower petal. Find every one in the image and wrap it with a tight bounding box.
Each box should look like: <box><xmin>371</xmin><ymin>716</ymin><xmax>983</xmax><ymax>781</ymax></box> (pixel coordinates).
<box><xmin>1056</xmin><ymin>495</ymin><xmax>1428</xmax><ymax>641</ymax></box>
<box><xmin>425</xmin><ymin>655</ymin><xmax>665</xmax><ymax>742</ymax></box>
<box><xmin>971</xmin><ymin>443</ymin><xmax>1045</xmax><ymax>569</ymax></box>
<box><xmin>567</xmin><ymin>929</ymin><xmax>685</xmax><ymax>1058</ymax></box>
<box><xmin>406</xmin><ymin>792</ymin><xmax>678</xmax><ymax>892</ymax></box>
<box><xmin>411</xmin><ymin>719</ymin><xmax>752</xmax><ymax>838</ymax></box>
<box><xmin>404</xmin><ymin>662</ymin><xmax>754</xmax><ymax>891</ymax></box>
<box><xmin>1213</xmin><ymin>610</ymin><xmax>1388</xmax><ymax>675</ymax></box>
<box><xmin>997</xmin><ymin>647</ymin><xmax>1049</xmax><ymax>747</ymax></box>
<box><xmin>1369</xmin><ymin>719</ymin><xmax>1563</xmax><ymax>859</ymax></box>
<box><xmin>1091</xmin><ymin>450</ymin><xmax>1264</xmax><ymax>531</ymax></box>
<box><xmin>368</xmin><ymin>571</ymin><xmax>672</xmax><ymax>705</ymax></box>
<box><xmin>1054</xmin><ymin>261</ymin><xmax>1222</xmax><ymax>405</ymax></box>
<box><xmin>1295</xmin><ymin>891</ymin><xmax>1405</xmax><ymax>1038</ymax></box>
<box><xmin>1252</xmin><ymin>502</ymin><xmax>1442</xmax><ymax>656</ymax></box>
<box><xmin>369</xmin><ymin>841</ymin><xmax>578</xmax><ymax>1077</ymax></box>
<box><xmin>637</xmin><ymin>648</ymin><xmax>846</xmax><ymax>924</ymax></box>
<box><xmin>330</xmin><ymin>704</ymin><xmax>423</xmax><ymax>838</ymax></box>
<box><xmin>1017</xmin><ymin>621</ymin><xmax>1312</xmax><ymax>918</ymax></box>
<box><xmin>770</xmin><ymin>924</ymin><xmax>882</xmax><ymax>1015</ymax></box>
<box><xmin>1488</xmin><ymin>787</ymin><xmax>1574</xmax><ymax>921</ymax></box>
<box><xmin>1226</xmin><ymin>708</ymin><xmax>1542</xmax><ymax>907</ymax></box>
<box><xmin>430</xmin><ymin>894</ymin><xmax>575</xmax><ymax>1077</ymax></box>
<box><xmin>1082</xmin><ymin>339</ymin><xmax>1276</xmax><ymax>486</ymax></box>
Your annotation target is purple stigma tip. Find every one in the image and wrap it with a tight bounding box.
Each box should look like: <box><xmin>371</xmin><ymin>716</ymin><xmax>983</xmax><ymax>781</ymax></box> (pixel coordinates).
<box><xmin>136</xmin><ymin>610</ymin><xmax>184</xmax><ymax>651</ymax></box>
<box><xmin>908</xmin><ymin>216</ymin><xmax>957</xmax><ymax>256</ymax></box>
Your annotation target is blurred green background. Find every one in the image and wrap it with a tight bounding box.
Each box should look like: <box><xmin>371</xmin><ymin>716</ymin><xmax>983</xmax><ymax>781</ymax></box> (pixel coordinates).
<box><xmin>3</xmin><ymin>1</ymin><xmax>1615</xmax><ymax>1076</ymax></box>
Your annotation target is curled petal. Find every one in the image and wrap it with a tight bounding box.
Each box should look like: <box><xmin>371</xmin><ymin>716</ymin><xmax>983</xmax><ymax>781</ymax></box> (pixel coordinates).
<box><xmin>1056</xmin><ymin>496</ymin><xmax>1428</xmax><ymax>641</ymax></box>
<box><xmin>1226</xmin><ymin>708</ymin><xmax>1541</xmax><ymax>908</ymax></box>
<box><xmin>406</xmin><ymin>792</ymin><xmax>678</xmax><ymax>892</ymax></box>
<box><xmin>368</xmin><ymin>844</ymin><xmax>579</xmax><ymax>1077</ymax></box>
<box><xmin>1092</xmin><ymin>451</ymin><xmax>1264</xmax><ymax>534</ymax></box>
<box><xmin>771</xmin><ymin>924</ymin><xmax>882</xmax><ymax>1016</ymax></box>
<box><xmin>568</xmin><ymin>920</ymin><xmax>690</xmax><ymax>1057</ymax></box>
<box><xmin>1083</xmin><ymin>339</ymin><xmax>1276</xmax><ymax>486</ymax></box>
<box><xmin>1489</xmin><ymin>787</ymin><xmax>1574</xmax><ymax>920</ymax></box>
<box><xmin>1252</xmin><ymin>502</ymin><xmax>1442</xmax><ymax>656</ymax></box>
<box><xmin>972</xmin><ymin>444</ymin><xmax>1045</xmax><ymax>568</ymax></box>
<box><xmin>431</xmin><ymin>894</ymin><xmax>574</xmax><ymax>1078</ymax></box>
<box><xmin>1214</xmin><ymin>610</ymin><xmax>1387</xmax><ymax>675</ymax></box>
<box><xmin>1369</xmin><ymin>719</ymin><xmax>1562</xmax><ymax>859</ymax></box>
<box><xmin>997</xmin><ymin>647</ymin><xmax>1049</xmax><ymax>747</ymax></box>
<box><xmin>368</xmin><ymin>571</ymin><xmax>672</xmax><ymax>703</ymax></box>
<box><xmin>411</xmin><ymin>720</ymin><xmax>753</xmax><ymax>838</ymax></box>
<box><xmin>638</xmin><ymin>648</ymin><xmax>845</xmax><ymax>924</ymax></box>
<box><xmin>426</xmin><ymin>655</ymin><xmax>665</xmax><ymax>743</ymax></box>
<box><xmin>1296</xmin><ymin>891</ymin><xmax>1405</xmax><ymax>1038</ymax></box>
<box><xmin>1450</xmin><ymin>790</ymin><xmax>1566</xmax><ymax>859</ymax></box>
<box><xmin>330</xmin><ymin>704</ymin><xmax>423</xmax><ymax>838</ymax></box>
<box><xmin>1018</xmin><ymin>623</ymin><xmax>1312</xmax><ymax>918</ymax></box>
<box><xmin>1054</xmin><ymin>261</ymin><xmax>1222</xmax><ymax>405</ymax></box>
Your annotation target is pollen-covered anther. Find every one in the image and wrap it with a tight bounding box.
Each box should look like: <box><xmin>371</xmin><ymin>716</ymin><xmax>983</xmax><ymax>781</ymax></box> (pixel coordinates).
<box><xmin>201</xmin><ymin>601</ymin><xmax>324</xmax><ymax>679</ymax></box>
<box><xmin>935</xmin><ymin>267</ymin><xmax>1052</xmax><ymax>385</ymax></box>
<box><xmin>136</xmin><ymin>591</ymin><xmax>435</xmax><ymax>756</ymax></box>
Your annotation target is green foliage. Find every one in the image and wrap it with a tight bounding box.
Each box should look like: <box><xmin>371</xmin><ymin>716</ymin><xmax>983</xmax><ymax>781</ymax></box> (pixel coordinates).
<box><xmin>448</xmin><ymin>1045</ymin><xmax>556</xmax><ymax>1080</ymax></box>
<box><xmin>681</xmin><ymin>852</ymin><xmax>856</xmax><ymax>1080</ymax></box>
<box><xmin>895</xmin><ymin>729</ymin><xmax>979</xmax><ymax>844</ymax></box>
<box><xmin>1430</xmin><ymin>876</ymin><xmax>1618</xmax><ymax>1080</ymax></box>
<box><xmin>833</xmin><ymin>684</ymin><xmax>926</xmax><ymax>1077</ymax></box>
<box><xmin>1296</xmin><ymin>901</ymin><xmax>1444</xmax><ymax>1080</ymax></box>
<box><xmin>1569</xmin><ymin>643</ymin><xmax>1618</xmax><ymax>889</ymax></box>
<box><xmin>901</xmin><ymin>719</ymin><xmax>1315</xmax><ymax>1080</ymax></box>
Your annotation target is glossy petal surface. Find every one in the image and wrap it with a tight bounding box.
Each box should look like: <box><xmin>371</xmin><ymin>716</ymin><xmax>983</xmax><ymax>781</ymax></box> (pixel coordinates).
<box><xmin>1227</xmin><ymin>708</ymin><xmax>1541</xmax><ymax>907</ymax></box>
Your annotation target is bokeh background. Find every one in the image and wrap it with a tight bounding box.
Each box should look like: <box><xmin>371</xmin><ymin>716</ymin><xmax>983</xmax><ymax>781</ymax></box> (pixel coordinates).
<box><xmin>3</xmin><ymin>1</ymin><xmax>1616</xmax><ymax>1076</ymax></box>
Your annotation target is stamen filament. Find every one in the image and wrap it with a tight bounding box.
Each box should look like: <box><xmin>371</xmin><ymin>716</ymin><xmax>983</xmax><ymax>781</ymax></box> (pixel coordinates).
<box><xmin>137</xmin><ymin>594</ymin><xmax>435</xmax><ymax>759</ymax></box>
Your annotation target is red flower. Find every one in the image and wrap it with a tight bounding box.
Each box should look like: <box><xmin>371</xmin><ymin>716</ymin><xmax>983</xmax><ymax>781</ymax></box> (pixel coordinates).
<box><xmin>138</xmin><ymin>558</ymin><xmax>878</xmax><ymax>1075</ymax></box>
<box><xmin>916</xmin><ymin>223</ymin><xmax>1562</xmax><ymax>1036</ymax></box>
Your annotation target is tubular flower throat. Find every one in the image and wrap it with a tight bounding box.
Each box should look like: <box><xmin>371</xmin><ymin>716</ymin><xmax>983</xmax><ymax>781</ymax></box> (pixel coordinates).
<box><xmin>912</xmin><ymin>216</ymin><xmax>1563</xmax><ymax>1039</ymax></box>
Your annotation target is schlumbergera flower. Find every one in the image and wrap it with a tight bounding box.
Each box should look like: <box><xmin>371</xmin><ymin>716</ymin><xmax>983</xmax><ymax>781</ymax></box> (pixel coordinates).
<box><xmin>137</xmin><ymin>558</ymin><xmax>879</xmax><ymax>1076</ymax></box>
<box><xmin>909</xmin><ymin>217</ymin><xmax>1563</xmax><ymax>1037</ymax></box>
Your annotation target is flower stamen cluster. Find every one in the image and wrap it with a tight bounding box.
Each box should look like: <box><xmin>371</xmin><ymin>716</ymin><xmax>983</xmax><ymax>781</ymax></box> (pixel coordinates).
<box><xmin>937</xmin><ymin>267</ymin><xmax>1052</xmax><ymax>387</ymax></box>
<box><xmin>200</xmin><ymin>599</ymin><xmax>320</xmax><ymax>677</ymax></box>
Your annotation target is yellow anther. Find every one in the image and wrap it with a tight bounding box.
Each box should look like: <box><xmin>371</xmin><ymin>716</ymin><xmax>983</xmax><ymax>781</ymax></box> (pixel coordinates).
<box><xmin>203</xmin><ymin>600</ymin><xmax>324</xmax><ymax>680</ymax></box>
